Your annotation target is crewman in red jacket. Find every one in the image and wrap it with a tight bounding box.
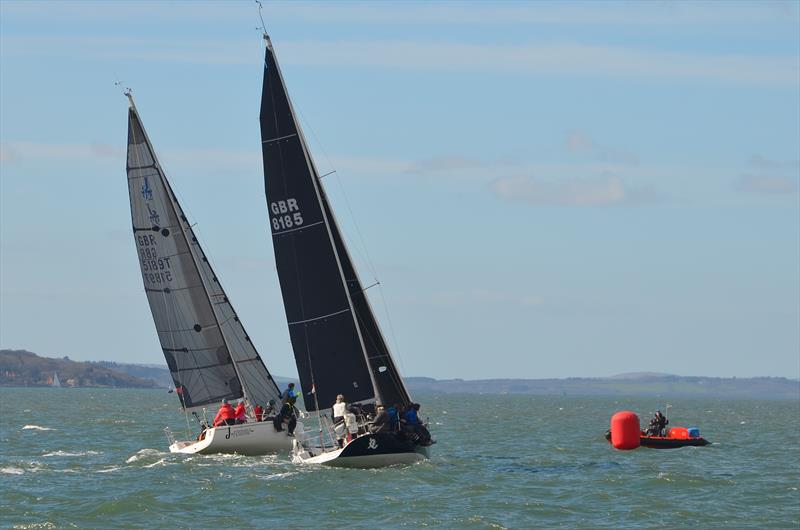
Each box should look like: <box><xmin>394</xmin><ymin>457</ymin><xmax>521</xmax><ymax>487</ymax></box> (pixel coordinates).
<box><xmin>234</xmin><ymin>401</ymin><xmax>247</xmax><ymax>424</ymax></box>
<box><xmin>213</xmin><ymin>398</ymin><xmax>236</xmax><ymax>427</ymax></box>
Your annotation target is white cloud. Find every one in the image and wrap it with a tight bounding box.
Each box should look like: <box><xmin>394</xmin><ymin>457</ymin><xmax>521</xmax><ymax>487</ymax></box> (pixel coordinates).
<box><xmin>2</xmin><ymin>35</ymin><xmax>797</xmax><ymax>85</ymax></box>
<box><xmin>0</xmin><ymin>142</ymin><xmax>123</xmax><ymax>162</ymax></box>
<box><xmin>491</xmin><ymin>175</ymin><xmax>657</xmax><ymax>207</ymax></box>
<box><xmin>566</xmin><ymin>131</ymin><xmax>593</xmax><ymax>153</ymax></box>
<box><xmin>747</xmin><ymin>154</ymin><xmax>800</xmax><ymax>170</ymax></box>
<box><xmin>398</xmin><ymin>289</ymin><xmax>544</xmax><ymax>308</ymax></box>
<box><xmin>7</xmin><ymin>1</ymin><xmax>794</xmax><ymax>28</ymax></box>
<box><xmin>266</xmin><ymin>2</ymin><xmax>798</xmax><ymax>26</ymax></box>
<box><xmin>736</xmin><ymin>174</ymin><xmax>799</xmax><ymax>195</ymax></box>
<box><xmin>280</xmin><ymin>41</ymin><xmax>799</xmax><ymax>86</ymax></box>
<box><xmin>736</xmin><ymin>155</ymin><xmax>800</xmax><ymax>196</ymax></box>
<box><xmin>565</xmin><ymin>130</ymin><xmax>639</xmax><ymax>165</ymax></box>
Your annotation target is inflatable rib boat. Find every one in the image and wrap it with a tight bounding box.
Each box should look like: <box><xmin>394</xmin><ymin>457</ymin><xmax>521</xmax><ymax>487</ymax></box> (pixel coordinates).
<box><xmin>605</xmin><ymin>427</ymin><xmax>711</xmax><ymax>449</ymax></box>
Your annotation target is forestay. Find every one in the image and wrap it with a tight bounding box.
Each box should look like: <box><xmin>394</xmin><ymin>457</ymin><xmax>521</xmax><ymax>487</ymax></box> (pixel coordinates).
<box><xmin>259</xmin><ymin>35</ymin><xmax>410</xmax><ymax>411</ymax></box>
<box><xmin>126</xmin><ymin>100</ymin><xmax>281</xmax><ymax>410</ymax></box>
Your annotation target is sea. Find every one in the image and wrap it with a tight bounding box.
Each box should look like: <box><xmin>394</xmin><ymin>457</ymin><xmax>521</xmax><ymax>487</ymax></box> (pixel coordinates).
<box><xmin>1</xmin><ymin>388</ymin><xmax>798</xmax><ymax>529</ymax></box>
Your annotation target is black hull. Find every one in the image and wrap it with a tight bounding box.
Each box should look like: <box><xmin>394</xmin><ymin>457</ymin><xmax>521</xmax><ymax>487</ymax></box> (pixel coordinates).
<box><xmin>639</xmin><ymin>436</ymin><xmax>711</xmax><ymax>449</ymax></box>
<box><xmin>340</xmin><ymin>432</ymin><xmax>430</xmax><ymax>459</ymax></box>
<box><xmin>605</xmin><ymin>430</ymin><xmax>711</xmax><ymax>449</ymax></box>
<box><xmin>296</xmin><ymin>431</ymin><xmax>431</xmax><ymax>467</ymax></box>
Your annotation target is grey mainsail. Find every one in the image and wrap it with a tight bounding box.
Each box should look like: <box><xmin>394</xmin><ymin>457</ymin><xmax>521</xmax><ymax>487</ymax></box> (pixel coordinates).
<box><xmin>259</xmin><ymin>35</ymin><xmax>411</xmax><ymax>411</ymax></box>
<box><xmin>126</xmin><ymin>95</ymin><xmax>281</xmax><ymax>410</ymax></box>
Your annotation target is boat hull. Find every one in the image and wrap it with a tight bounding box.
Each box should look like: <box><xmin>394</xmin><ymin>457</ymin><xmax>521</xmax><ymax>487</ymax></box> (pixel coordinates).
<box><xmin>638</xmin><ymin>436</ymin><xmax>711</xmax><ymax>449</ymax></box>
<box><xmin>293</xmin><ymin>432</ymin><xmax>430</xmax><ymax>468</ymax></box>
<box><xmin>169</xmin><ymin>421</ymin><xmax>294</xmax><ymax>456</ymax></box>
<box><xmin>604</xmin><ymin>430</ymin><xmax>710</xmax><ymax>449</ymax></box>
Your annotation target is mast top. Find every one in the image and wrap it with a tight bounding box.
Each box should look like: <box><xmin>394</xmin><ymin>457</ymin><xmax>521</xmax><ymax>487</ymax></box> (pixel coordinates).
<box><xmin>117</xmin><ymin>81</ymin><xmax>135</xmax><ymax>109</ymax></box>
<box><xmin>125</xmin><ymin>89</ymin><xmax>135</xmax><ymax>109</ymax></box>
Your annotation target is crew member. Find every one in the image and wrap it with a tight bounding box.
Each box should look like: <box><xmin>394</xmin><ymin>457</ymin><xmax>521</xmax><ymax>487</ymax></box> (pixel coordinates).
<box><xmin>213</xmin><ymin>398</ymin><xmax>236</xmax><ymax>427</ymax></box>
<box><xmin>371</xmin><ymin>405</ymin><xmax>391</xmax><ymax>433</ymax></box>
<box><xmin>234</xmin><ymin>401</ymin><xmax>247</xmax><ymax>424</ymax></box>
<box><xmin>332</xmin><ymin>394</ymin><xmax>347</xmax><ymax>424</ymax></box>
<box><xmin>281</xmin><ymin>383</ymin><xmax>298</xmax><ymax>406</ymax></box>
<box><xmin>273</xmin><ymin>401</ymin><xmax>297</xmax><ymax>436</ymax></box>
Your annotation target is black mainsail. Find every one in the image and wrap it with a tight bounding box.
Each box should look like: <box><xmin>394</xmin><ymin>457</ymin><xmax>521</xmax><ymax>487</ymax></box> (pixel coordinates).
<box><xmin>126</xmin><ymin>95</ymin><xmax>281</xmax><ymax>410</ymax></box>
<box><xmin>259</xmin><ymin>35</ymin><xmax>411</xmax><ymax>412</ymax></box>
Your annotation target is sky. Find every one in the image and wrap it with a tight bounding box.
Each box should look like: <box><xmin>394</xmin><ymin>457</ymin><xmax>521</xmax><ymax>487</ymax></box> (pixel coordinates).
<box><xmin>1</xmin><ymin>1</ymin><xmax>798</xmax><ymax>380</ymax></box>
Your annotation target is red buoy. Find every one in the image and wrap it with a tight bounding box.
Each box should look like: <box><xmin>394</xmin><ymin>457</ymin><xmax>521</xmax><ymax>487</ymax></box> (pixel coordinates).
<box><xmin>610</xmin><ymin>411</ymin><xmax>641</xmax><ymax>450</ymax></box>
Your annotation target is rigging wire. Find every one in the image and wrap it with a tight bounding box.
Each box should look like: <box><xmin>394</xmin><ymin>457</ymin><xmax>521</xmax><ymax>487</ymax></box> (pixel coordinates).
<box><xmin>255</xmin><ymin>0</ymin><xmax>267</xmax><ymax>35</ymax></box>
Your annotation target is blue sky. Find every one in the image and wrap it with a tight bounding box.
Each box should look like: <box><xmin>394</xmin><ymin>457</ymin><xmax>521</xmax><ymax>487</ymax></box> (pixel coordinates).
<box><xmin>1</xmin><ymin>1</ymin><xmax>798</xmax><ymax>380</ymax></box>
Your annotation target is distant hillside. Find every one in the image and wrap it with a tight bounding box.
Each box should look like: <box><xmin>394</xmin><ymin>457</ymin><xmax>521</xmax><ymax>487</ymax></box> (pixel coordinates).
<box><xmin>103</xmin><ymin>362</ymin><xmax>298</xmax><ymax>390</ymax></box>
<box><xmin>405</xmin><ymin>374</ymin><xmax>799</xmax><ymax>400</ymax></box>
<box><xmin>95</xmin><ymin>361</ymin><xmax>174</xmax><ymax>388</ymax></box>
<box><xmin>0</xmin><ymin>350</ymin><xmax>158</xmax><ymax>388</ymax></box>
<box><xmin>3</xmin><ymin>349</ymin><xmax>796</xmax><ymax>399</ymax></box>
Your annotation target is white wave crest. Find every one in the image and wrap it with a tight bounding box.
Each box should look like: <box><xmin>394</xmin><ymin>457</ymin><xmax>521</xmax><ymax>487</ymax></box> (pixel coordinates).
<box><xmin>22</xmin><ymin>425</ymin><xmax>54</xmax><ymax>431</ymax></box>
<box><xmin>142</xmin><ymin>458</ymin><xmax>167</xmax><ymax>468</ymax></box>
<box><xmin>126</xmin><ymin>448</ymin><xmax>163</xmax><ymax>463</ymax></box>
<box><xmin>43</xmin><ymin>450</ymin><xmax>102</xmax><ymax>457</ymax></box>
<box><xmin>96</xmin><ymin>466</ymin><xmax>121</xmax><ymax>474</ymax></box>
<box><xmin>1</xmin><ymin>466</ymin><xmax>24</xmax><ymax>475</ymax></box>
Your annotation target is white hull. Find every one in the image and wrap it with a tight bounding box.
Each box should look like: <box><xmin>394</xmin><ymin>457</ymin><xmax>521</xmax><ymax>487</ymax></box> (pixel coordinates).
<box><xmin>169</xmin><ymin>421</ymin><xmax>297</xmax><ymax>456</ymax></box>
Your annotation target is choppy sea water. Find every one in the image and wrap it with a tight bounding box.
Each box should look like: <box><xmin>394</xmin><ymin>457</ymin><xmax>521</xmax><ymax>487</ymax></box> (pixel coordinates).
<box><xmin>1</xmin><ymin>388</ymin><xmax>798</xmax><ymax>529</ymax></box>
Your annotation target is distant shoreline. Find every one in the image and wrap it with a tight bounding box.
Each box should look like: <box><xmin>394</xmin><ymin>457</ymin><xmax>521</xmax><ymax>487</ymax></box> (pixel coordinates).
<box><xmin>2</xmin><ymin>349</ymin><xmax>797</xmax><ymax>399</ymax></box>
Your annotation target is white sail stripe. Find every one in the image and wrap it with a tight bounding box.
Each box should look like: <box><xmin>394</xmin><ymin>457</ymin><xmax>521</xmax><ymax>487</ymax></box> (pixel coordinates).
<box><xmin>272</xmin><ymin>220</ymin><xmax>324</xmax><ymax>236</ymax></box>
<box><xmin>288</xmin><ymin>307</ymin><xmax>351</xmax><ymax>326</ymax></box>
<box><xmin>262</xmin><ymin>133</ymin><xmax>298</xmax><ymax>144</ymax></box>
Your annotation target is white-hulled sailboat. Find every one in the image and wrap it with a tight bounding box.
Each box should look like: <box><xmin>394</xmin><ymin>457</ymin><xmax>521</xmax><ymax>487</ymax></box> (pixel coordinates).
<box><xmin>125</xmin><ymin>91</ymin><xmax>298</xmax><ymax>455</ymax></box>
<box><xmin>258</xmin><ymin>33</ymin><xmax>434</xmax><ymax>468</ymax></box>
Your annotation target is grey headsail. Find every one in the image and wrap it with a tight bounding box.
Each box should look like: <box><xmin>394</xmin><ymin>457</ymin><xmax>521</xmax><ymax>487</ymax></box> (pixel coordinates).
<box><xmin>126</xmin><ymin>96</ymin><xmax>281</xmax><ymax>410</ymax></box>
<box><xmin>259</xmin><ymin>35</ymin><xmax>411</xmax><ymax>411</ymax></box>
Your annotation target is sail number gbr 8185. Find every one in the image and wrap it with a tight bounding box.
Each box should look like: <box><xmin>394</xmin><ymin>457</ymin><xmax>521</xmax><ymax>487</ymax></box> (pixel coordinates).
<box><xmin>137</xmin><ymin>233</ymin><xmax>173</xmax><ymax>284</ymax></box>
<box><xmin>270</xmin><ymin>198</ymin><xmax>303</xmax><ymax>232</ymax></box>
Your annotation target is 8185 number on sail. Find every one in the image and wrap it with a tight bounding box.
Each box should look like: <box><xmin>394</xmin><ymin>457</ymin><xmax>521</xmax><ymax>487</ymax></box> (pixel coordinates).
<box><xmin>270</xmin><ymin>198</ymin><xmax>303</xmax><ymax>232</ymax></box>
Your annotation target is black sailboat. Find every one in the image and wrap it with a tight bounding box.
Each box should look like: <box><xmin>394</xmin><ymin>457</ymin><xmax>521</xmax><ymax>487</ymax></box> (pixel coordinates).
<box><xmin>258</xmin><ymin>33</ymin><xmax>432</xmax><ymax>467</ymax></box>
